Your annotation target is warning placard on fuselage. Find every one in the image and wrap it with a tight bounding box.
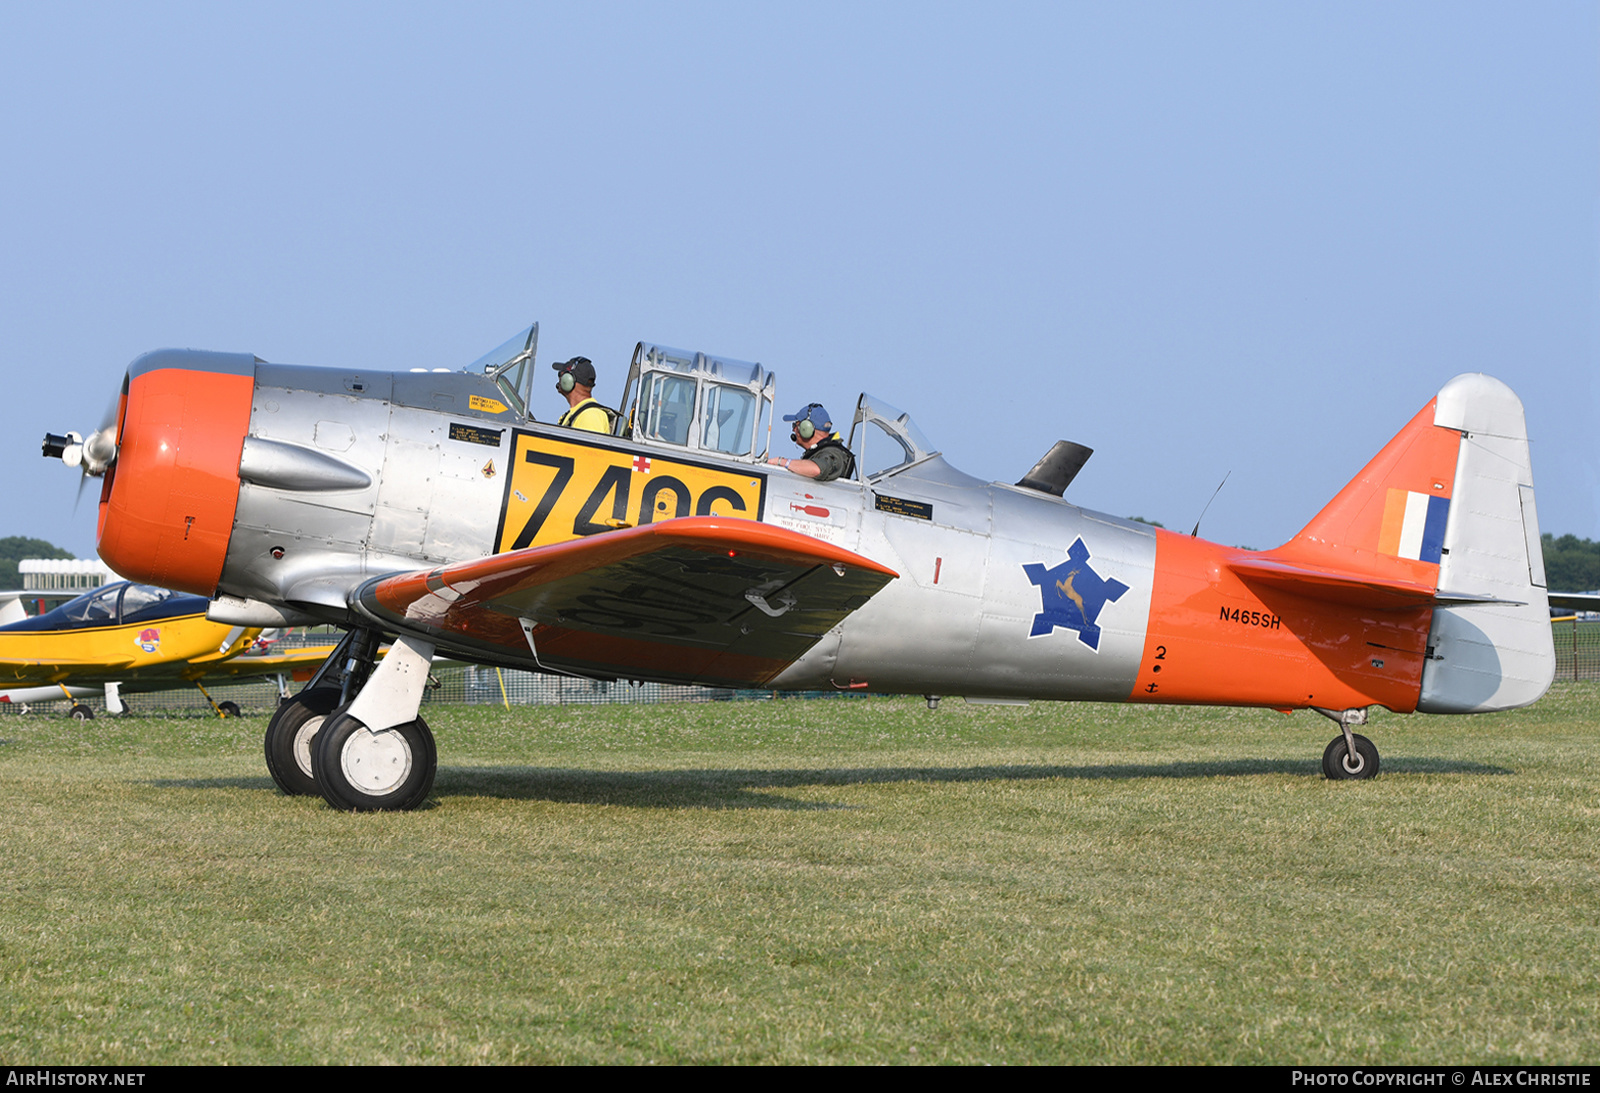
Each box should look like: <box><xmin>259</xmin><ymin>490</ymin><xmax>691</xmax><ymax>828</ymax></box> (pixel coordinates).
<box><xmin>495</xmin><ymin>430</ymin><xmax>768</xmax><ymax>553</ymax></box>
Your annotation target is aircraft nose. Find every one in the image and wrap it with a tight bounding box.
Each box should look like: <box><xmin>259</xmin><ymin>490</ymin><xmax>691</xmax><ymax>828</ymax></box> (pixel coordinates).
<box><xmin>97</xmin><ymin>350</ymin><xmax>257</xmax><ymax>596</ymax></box>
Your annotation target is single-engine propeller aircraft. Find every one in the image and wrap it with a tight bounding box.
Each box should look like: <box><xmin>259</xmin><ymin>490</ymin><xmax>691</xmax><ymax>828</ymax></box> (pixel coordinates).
<box><xmin>0</xmin><ymin>580</ymin><xmax>334</xmax><ymax>718</ymax></box>
<box><xmin>44</xmin><ymin>322</ymin><xmax>1555</xmax><ymax>810</ymax></box>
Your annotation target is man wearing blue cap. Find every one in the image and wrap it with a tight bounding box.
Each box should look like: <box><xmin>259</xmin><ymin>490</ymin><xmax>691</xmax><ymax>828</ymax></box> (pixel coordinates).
<box><xmin>769</xmin><ymin>403</ymin><xmax>855</xmax><ymax>482</ymax></box>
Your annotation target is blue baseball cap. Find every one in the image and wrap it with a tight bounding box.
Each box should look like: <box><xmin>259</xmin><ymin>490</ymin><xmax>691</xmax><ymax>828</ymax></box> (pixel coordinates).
<box><xmin>782</xmin><ymin>403</ymin><xmax>833</xmax><ymax>432</ymax></box>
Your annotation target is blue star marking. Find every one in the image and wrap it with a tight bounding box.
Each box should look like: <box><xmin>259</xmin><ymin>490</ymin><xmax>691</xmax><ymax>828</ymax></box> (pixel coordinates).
<box><xmin>1022</xmin><ymin>538</ymin><xmax>1129</xmax><ymax>651</ymax></box>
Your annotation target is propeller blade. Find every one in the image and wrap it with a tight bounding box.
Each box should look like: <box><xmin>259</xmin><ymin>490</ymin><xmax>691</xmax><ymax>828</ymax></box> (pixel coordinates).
<box><xmin>73</xmin><ymin>469</ymin><xmax>93</xmax><ymax>515</ymax></box>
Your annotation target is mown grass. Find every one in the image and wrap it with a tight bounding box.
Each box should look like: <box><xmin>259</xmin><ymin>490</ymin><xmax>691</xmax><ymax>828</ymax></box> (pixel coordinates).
<box><xmin>0</xmin><ymin>685</ymin><xmax>1596</xmax><ymax>1064</ymax></box>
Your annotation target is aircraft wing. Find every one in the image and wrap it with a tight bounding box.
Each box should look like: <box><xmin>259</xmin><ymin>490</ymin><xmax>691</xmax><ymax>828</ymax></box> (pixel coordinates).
<box><xmin>1549</xmin><ymin>593</ymin><xmax>1600</xmax><ymax>614</ymax></box>
<box><xmin>351</xmin><ymin>517</ymin><xmax>899</xmax><ymax>688</ymax></box>
<box><xmin>178</xmin><ymin>645</ymin><xmax>339</xmax><ymax>683</ymax></box>
<box><xmin>0</xmin><ymin>645</ymin><xmax>334</xmax><ymax>688</ymax></box>
<box><xmin>0</xmin><ymin>655</ymin><xmax>138</xmax><ymax>686</ymax></box>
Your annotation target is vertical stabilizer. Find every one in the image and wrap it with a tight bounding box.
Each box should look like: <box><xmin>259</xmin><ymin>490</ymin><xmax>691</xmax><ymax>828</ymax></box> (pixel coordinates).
<box><xmin>1273</xmin><ymin>392</ymin><xmax>1464</xmax><ymax>596</ymax></box>
<box><xmin>1418</xmin><ymin>375</ymin><xmax>1553</xmax><ymax>712</ymax></box>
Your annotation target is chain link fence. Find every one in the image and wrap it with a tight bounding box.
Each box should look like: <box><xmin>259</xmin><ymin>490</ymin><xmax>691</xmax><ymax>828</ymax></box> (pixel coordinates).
<box><xmin>1551</xmin><ymin>616</ymin><xmax>1600</xmax><ymax>682</ymax></box>
<box><xmin>10</xmin><ymin>620</ymin><xmax>1595</xmax><ymax>719</ymax></box>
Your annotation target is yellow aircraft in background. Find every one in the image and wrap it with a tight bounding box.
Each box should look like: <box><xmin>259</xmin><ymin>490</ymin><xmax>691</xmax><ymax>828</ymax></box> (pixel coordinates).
<box><xmin>0</xmin><ymin>581</ymin><xmax>334</xmax><ymax>719</ymax></box>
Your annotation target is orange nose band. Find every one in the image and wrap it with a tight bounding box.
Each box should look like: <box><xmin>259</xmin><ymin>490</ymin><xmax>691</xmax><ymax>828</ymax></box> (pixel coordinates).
<box><xmin>98</xmin><ymin>359</ymin><xmax>255</xmax><ymax>596</ymax></box>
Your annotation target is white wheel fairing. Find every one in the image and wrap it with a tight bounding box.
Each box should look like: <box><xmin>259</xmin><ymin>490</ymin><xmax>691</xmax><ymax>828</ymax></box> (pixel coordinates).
<box><xmin>339</xmin><ymin>724</ymin><xmax>414</xmax><ymax>796</ymax></box>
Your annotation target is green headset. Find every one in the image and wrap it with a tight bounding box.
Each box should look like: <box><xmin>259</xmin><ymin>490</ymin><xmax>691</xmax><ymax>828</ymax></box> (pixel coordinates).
<box><xmin>790</xmin><ymin>403</ymin><xmax>827</xmax><ymax>441</ymax></box>
<box><xmin>555</xmin><ymin>356</ymin><xmax>594</xmax><ymax>395</ymax></box>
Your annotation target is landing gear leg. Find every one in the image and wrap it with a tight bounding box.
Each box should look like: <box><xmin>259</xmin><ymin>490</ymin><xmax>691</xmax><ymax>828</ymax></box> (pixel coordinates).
<box><xmin>262</xmin><ymin>628</ymin><xmax>378</xmax><ymax>797</ymax></box>
<box><xmin>1313</xmin><ymin>707</ymin><xmax>1380</xmax><ymax>780</ymax></box>
<box><xmin>310</xmin><ymin>633</ymin><xmax>438</xmax><ymax>812</ymax></box>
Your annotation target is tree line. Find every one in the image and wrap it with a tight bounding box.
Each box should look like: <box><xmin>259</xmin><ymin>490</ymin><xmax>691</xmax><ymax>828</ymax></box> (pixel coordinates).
<box><xmin>1541</xmin><ymin>534</ymin><xmax>1600</xmax><ymax>593</ymax></box>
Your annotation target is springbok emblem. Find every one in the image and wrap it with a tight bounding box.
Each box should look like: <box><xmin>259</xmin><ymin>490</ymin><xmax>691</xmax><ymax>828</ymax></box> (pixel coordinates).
<box><xmin>1023</xmin><ymin>538</ymin><xmax>1129</xmax><ymax>650</ymax></box>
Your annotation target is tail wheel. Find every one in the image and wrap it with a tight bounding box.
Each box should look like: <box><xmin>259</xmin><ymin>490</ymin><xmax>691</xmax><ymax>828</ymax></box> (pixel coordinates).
<box><xmin>1322</xmin><ymin>733</ymin><xmax>1380</xmax><ymax>780</ymax></box>
<box><xmin>311</xmin><ymin>711</ymin><xmax>436</xmax><ymax>812</ymax></box>
<box><xmin>263</xmin><ymin>687</ymin><xmax>341</xmax><ymax>797</ymax></box>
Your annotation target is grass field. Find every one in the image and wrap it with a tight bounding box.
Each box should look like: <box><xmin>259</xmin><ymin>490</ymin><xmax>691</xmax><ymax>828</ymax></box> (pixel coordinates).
<box><xmin>0</xmin><ymin>685</ymin><xmax>1596</xmax><ymax>1064</ymax></box>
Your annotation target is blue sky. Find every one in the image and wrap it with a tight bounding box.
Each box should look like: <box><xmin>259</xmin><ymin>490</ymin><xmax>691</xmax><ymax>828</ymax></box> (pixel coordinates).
<box><xmin>3</xmin><ymin>2</ymin><xmax>1595</xmax><ymax>559</ymax></box>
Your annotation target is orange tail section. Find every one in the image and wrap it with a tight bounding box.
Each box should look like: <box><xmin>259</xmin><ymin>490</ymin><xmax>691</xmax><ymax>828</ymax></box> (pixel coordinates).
<box><xmin>1129</xmin><ymin>375</ymin><xmax>1552</xmax><ymax>715</ymax></box>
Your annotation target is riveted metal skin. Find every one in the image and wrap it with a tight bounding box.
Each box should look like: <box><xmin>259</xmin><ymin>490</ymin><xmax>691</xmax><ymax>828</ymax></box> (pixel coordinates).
<box><xmin>89</xmin><ymin>342</ymin><xmax>1554</xmax><ymax>728</ymax></box>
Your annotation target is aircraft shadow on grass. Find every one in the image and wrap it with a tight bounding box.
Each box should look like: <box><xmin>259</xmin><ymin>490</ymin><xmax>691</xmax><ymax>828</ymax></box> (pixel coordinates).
<box><xmin>146</xmin><ymin>756</ymin><xmax>1515</xmax><ymax>812</ymax></box>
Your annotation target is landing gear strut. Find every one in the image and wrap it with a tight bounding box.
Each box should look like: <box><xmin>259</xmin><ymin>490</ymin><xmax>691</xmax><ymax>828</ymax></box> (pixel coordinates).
<box><xmin>268</xmin><ymin>629</ymin><xmax>439</xmax><ymax>811</ymax></box>
<box><xmin>262</xmin><ymin>628</ymin><xmax>380</xmax><ymax>798</ymax></box>
<box><xmin>1313</xmin><ymin>706</ymin><xmax>1380</xmax><ymax>780</ymax></box>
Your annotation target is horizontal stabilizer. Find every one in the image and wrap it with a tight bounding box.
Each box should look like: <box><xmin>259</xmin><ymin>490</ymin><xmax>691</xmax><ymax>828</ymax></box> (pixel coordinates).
<box><xmin>1227</xmin><ymin>556</ymin><xmax>1434</xmax><ymax>608</ymax></box>
<box><xmin>1229</xmin><ymin>557</ymin><xmax>1527</xmax><ymax>610</ymax></box>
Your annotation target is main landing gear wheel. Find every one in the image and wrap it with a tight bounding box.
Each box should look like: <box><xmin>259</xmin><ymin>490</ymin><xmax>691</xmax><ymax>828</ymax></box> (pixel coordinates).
<box><xmin>69</xmin><ymin>704</ymin><xmax>94</xmax><ymax>721</ymax></box>
<box><xmin>217</xmin><ymin>700</ymin><xmax>242</xmax><ymax>718</ymax></box>
<box><xmin>311</xmin><ymin>711</ymin><xmax>436</xmax><ymax>812</ymax></box>
<box><xmin>263</xmin><ymin>687</ymin><xmax>342</xmax><ymax>797</ymax></box>
<box><xmin>1322</xmin><ymin>733</ymin><xmax>1380</xmax><ymax>780</ymax></box>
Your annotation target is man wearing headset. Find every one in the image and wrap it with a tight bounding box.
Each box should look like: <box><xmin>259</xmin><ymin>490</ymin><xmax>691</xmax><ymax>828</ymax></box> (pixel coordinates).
<box><xmin>551</xmin><ymin>357</ymin><xmax>611</xmax><ymax>434</ymax></box>
<box><xmin>768</xmin><ymin>403</ymin><xmax>855</xmax><ymax>482</ymax></box>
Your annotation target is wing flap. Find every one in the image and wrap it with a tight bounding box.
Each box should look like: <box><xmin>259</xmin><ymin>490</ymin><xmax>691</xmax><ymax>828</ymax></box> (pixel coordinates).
<box><xmin>354</xmin><ymin>517</ymin><xmax>898</xmax><ymax>687</ymax></box>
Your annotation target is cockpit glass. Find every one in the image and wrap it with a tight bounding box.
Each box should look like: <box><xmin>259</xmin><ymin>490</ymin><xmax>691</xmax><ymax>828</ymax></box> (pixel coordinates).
<box><xmin>463</xmin><ymin>324</ymin><xmax>537</xmax><ymax>375</ymax></box>
<box><xmin>859</xmin><ymin>420</ymin><xmax>916</xmax><ymax>479</ymax></box>
<box><xmin>851</xmin><ymin>394</ymin><xmax>938</xmax><ymax>481</ymax></box>
<box><xmin>120</xmin><ymin>585</ymin><xmax>184</xmax><ymax>625</ymax></box>
<box><xmin>702</xmin><ymin>384</ymin><xmax>756</xmax><ymax>455</ymax></box>
<box><xmin>462</xmin><ymin>323</ymin><xmax>538</xmax><ymax>417</ymax></box>
<box><xmin>626</xmin><ymin>342</ymin><xmax>773</xmax><ymax>460</ymax></box>
<box><xmin>62</xmin><ymin>586</ymin><xmax>119</xmax><ymax>625</ymax></box>
<box><xmin>702</xmin><ymin>356</ymin><xmax>763</xmax><ymax>386</ymax></box>
<box><xmin>641</xmin><ymin>373</ymin><xmax>696</xmax><ymax>447</ymax></box>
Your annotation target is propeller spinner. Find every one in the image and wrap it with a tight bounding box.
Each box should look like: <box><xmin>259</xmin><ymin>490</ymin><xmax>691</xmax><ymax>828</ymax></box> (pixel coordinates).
<box><xmin>44</xmin><ymin>391</ymin><xmax>120</xmax><ymax>472</ymax></box>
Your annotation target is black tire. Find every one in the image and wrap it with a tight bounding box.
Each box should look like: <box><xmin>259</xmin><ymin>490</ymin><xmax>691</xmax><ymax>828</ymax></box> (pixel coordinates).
<box><xmin>263</xmin><ymin>687</ymin><xmax>342</xmax><ymax>797</ymax></box>
<box><xmin>69</xmin><ymin>704</ymin><xmax>94</xmax><ymax>721</ymax></box>
<box><xmin>218</xmin><ymin>700</ymin><xmax>242</xmax><ymax>718</ymax></box>
<box><xmin>1322</xmin><ymin>733</ymin><xmax>1380</xmax><ymax>780</ymax></box>
<box><xmin>312</xmin><ymin>711</ymin><xmax>436</xmax><ymax>812</ymax></box>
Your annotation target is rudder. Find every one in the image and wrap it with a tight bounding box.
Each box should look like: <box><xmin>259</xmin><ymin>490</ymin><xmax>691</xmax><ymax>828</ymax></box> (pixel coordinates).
<box><xmin>1417</xmin><ymin>375</ymin><xmax>1553</xmax><ymax>712</ymax></box>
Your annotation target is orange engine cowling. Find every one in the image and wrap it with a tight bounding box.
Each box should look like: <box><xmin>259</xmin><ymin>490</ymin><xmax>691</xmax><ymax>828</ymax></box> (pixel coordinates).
<box><xmin>98</xmin><ymin>350</ymin><xmax>256</xmax><ymax>597</ymax></box>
